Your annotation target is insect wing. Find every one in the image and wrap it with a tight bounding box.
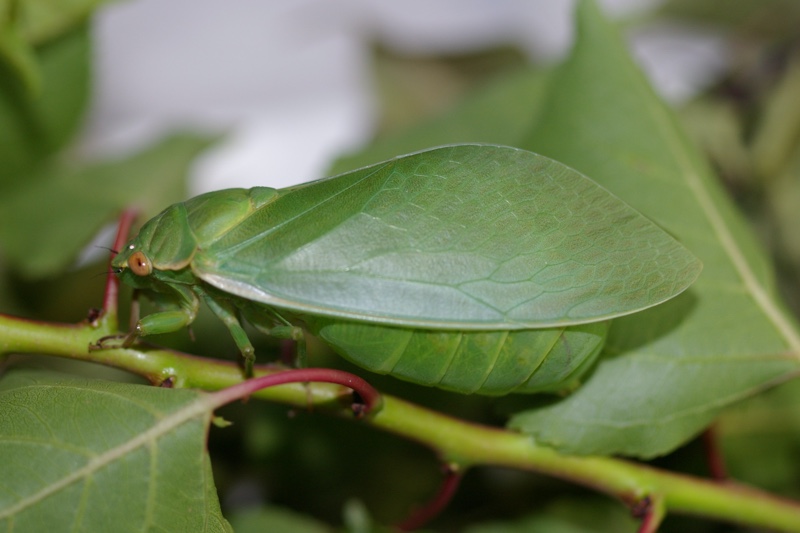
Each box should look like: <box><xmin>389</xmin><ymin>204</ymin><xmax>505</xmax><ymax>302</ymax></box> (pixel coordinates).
<box><xmin>193</xmin><ymin>145</ymin><xmax>701</xmax><ymax>330</ymax></box>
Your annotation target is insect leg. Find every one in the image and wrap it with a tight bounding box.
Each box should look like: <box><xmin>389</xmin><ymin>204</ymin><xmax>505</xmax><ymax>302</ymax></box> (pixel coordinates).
<box><xmin>269</xmin><ymin>324</ymin><xmax>307</xmax><ymax>368</ymax></box>
<box><xmin>263</xmin><ymin>307</ymin><xmax>307</xmax><ymax>367</ymax></box>
<box><xmin>129</xmin><ymin>289</ymin><xmax>141</xmax><ymax>332</ymax></box>
<box><xmin>257</xmin><ymin>310</ymin><xmax>312</xmax><ymax>406</ymax></box>
<box><xmin>196</xmin><ymin>288</ymin><xmax>256</xmax><ymax>377</ymax></box>
<box><xmin>123</xmin><ymin>284</ymin><xmax>200</xmax><ymax>347</ymax></box>
<box><xmin>240</xmin><ymin>304</ymin><xmax>307</xmax><ymax>368</ymax></box>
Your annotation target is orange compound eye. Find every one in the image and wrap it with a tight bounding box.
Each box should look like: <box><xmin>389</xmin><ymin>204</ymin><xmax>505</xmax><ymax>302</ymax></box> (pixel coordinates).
<box><xmin>128</xmin><ymin>251</ymin><xmax>152</xmax><ymax>276</ymax></box>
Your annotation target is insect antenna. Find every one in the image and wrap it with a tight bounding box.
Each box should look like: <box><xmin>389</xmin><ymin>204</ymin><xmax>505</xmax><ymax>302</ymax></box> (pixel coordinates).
<box><xmin>95</xmin><ymin>245</ymin><xmax>119</xmax><ymax>255</ymax></box>
<box><xmin>90</xmin><ymin>268</ymin><xmax>118</xmax><ymax>280</ymax></box>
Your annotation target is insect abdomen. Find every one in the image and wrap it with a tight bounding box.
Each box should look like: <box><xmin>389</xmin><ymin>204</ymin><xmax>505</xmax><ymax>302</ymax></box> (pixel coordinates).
<box><xmin>305</xmin><ymin>318</ymin><xmax>609</xmax><ymax>395</ymax></box>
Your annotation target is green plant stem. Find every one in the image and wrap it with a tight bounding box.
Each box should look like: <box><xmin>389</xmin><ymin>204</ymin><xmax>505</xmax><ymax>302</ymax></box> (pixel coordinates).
<box><xmin>2</xmin><ymin>312</ymin><xmax>800</xmax><ymax>532</ymax></box>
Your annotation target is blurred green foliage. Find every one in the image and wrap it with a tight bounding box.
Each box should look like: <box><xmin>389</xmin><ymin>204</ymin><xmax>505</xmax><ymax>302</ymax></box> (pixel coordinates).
<box><xmin>2</xmin><ymin>0</ymin><xmax>800</xmax><ymax>531</ymax></box>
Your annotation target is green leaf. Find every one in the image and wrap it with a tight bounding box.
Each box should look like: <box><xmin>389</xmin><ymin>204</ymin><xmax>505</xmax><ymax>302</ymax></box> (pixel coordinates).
<box><xmin>0</xmin><ymin>133</ymin><xmax>215</xmax><ymax>278</ymax></box>
<box><xmin>0</xmin><ymin>10</ymin><xmax>41</xmax><ymax>93</ymax></box>
<box><xmin>0</xmin><ymin>22</ymin><xmax>90</xmax><ymax>181</ymax></box>
<box><xmin>0</xmin><ymin>369</ymin><xmax>232</xmax><ymax>532</ymax></box>
<box><xmin>718</xmin><ymin>378</ymin><xmax>800</xmax><ymax>495</ymax></box>
<box><xmin>765</xmin><ymin>144</ymin><xmax>800</xmax><ymax>316</ymax></box>
<box><xmin>0</xmin><ymin>0</ymin><xmax>110</xmax><ymax>93</ymax></box>
<box><xmin>11</xmin><ymin>0</ymin><xmax>111</xmax><ymax>45</ymax></box>
<box><xmin>508</xmin><ymin>0</ymin><xmax>800</xmax><ymax>457</ymax></box>
<box><xmin>750</xmin><ymin>53</ymin><xmax>800</xmax><ymax>181</ymax></box>
<box><xmin>0</xmin><ymin>0</ymin><xmax>109</xmax><ymax>45</ymax></box>
<box><xmin>678</xmin><ymin>97</ymin><xmax>753</xmax><ymax>186</ymax></box>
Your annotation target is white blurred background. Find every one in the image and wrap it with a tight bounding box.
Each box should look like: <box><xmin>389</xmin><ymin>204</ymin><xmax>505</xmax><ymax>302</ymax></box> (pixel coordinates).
<box><xmin>81</xmin><ymin>0</ymin><xmax>729</xmax><ymax>193</ymax></box>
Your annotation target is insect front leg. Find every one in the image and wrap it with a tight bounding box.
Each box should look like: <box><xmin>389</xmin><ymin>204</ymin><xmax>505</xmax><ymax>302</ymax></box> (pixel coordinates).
<box><xmin>92</xmin><ymin>284</ymin><xmax>200</xmax><ymax>351</ymax></box>
<box><xmin>125</xmin><ymin>284</ymin><xmax>200</xmax><ymax>346</ymax></box>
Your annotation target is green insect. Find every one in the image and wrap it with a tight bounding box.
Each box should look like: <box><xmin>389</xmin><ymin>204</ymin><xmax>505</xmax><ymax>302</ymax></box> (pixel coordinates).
<box><xmin>104</xmin><ymin>144</ymin><xmax>701</xmax><ymax>395</ymax></box>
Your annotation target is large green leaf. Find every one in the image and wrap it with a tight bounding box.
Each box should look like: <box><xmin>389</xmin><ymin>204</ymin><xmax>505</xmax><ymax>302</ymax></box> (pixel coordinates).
<box><xmin>0</xmin><ymin>369</ymin><xmax>231</xmax><ymax>532</ymax></box>
<box><xmin>508</xmin><ymin>0</ymin><xmax>800</xmax><ymax>457</ymax></box>
<box><xmin>0</xmin><ymin>134</ymin><xmax>215</xmax><ymax>278</ymax></box>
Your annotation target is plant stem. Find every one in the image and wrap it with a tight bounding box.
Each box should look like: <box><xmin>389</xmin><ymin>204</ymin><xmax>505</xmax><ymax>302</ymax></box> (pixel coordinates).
<box><xmin>206</xmin><ymin>367</ymin><xmax>382</xmax><ymax>416</ymax></box>
<box><xmin>397</xmin><ymin>466</ymin><xmax>462</xmax><ymax>531</ymax></box>
<box><xmin>636</xmin><ymin>495</ymin><xmax>665</xmax><ymax>533</ymax></box>
<box><xmin>2</xmin><ymin>312</ymin><xmax>800</xmax><ymax>532</ymax></box>
<box><xmin>102</xmin><ymin>207</ymin><xmax>139</xmax><ymax>319</ymax></box>
<box><xmin>702</xmin><ymin>425</ymin><xmax>728</xmax><ymax>481</ymax></box>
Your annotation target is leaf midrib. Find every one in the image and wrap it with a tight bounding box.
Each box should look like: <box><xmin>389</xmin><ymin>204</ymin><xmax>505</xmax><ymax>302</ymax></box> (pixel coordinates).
<box><xmin>647</xmin><ymin>82</ymin><xmax>800</xmax><ymax>357</ymax></box>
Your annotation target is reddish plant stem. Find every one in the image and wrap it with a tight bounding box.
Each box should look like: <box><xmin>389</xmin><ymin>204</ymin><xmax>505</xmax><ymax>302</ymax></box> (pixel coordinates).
<box><xmin>702</xmin><ymin>426</ymin><xmax>728</xmax><ymax>481</ymax></box>
<box><xmin>209</xmin><ymin>367</ymin><xmax>382</xmax><ymax>417</ymax></box>
<box><xmin>637</xmin><ymin>508</ymin><xmax>658</xmax><ymax>533</ymax></box>
<box><xmin>634</xmin><ymin>495</ymin><xmax>665</xmax><ymax>533</ymax></box>
<box><xmin>397</xmin><ymin>465</ymin><xmax>463</xmax><ymax>531</ymax></box>
<box><xmin>102</xmin><ymin>209</ymin><xmax>139</xmax><ymax>317</ymax></box>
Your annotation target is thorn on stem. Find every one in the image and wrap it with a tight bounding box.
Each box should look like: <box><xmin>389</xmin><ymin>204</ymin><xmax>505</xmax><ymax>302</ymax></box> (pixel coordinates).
<box><xmin>351</xmin><ymin>391</ymin><xmax>367</xmax><ymax>418</ymax></box>
<box><xmin>632</xmin><ymin>495</ymin><xmax>665</xmax><ymax>533</ymax></box>
<box><xmin>86</xmin><ymin>307</ymin><xmax>102</xmax><ymax>324</ymax></box>
<box><xmin>631</xmin><ymin>495</ymin><xmax>651</xmax><ymax>519</ymax></box>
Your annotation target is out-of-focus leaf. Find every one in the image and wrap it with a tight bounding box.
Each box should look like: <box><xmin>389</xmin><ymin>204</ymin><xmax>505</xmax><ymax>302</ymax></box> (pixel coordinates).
<box><xmin>769</xmin><ymin>151</ymin><xmax>800</xmax><ymax>263</ymax></box>
<box><xmin>658</xmin><ymin>0</ymin><xmax>800</xmax><ymax>41</ymax></box>
<box><xmin>464</xmin><ymin>498</ymin><xmax>638</xmax><ymax>533</ymax></box>
<box><xmin>3</xmin><ymin>0</ymin><xmax>109</xmax><ymax>45</ymax></box>
<box><xmin>331</xmin><ymin>66</ymin><xmax>550</xmax><ymax>174</ymax></box>
<box><xmin>679</xmin><ymin>97</ymin><xmax>753</xmax><ymax>187</ymax></box>
<box><xmin>750</xmin><ymin>53</ymin><xmax>800</xmax><ymax>181</ymax></box>
<box><xmin>0</xmin><ymin>11</ymin><xmax>40</xmax><ymax>93</ymax></box>
<box><xmin>0</xmin><ymin>134</ymin><xmax>215</xmax><ymax>278</ymax></box>
<box><xmin>766</xmin><ymin>144</ymin><xmax>800</xmax><ymax>315</ymax></box>
<box><xmin>509</xmin><ymin>0</ymin><xmax>800</xmax><ymax>458</ymax></box>
<box><xmin>227</xmin><ymin>506</ymin><xmax>330</xmax><ymax>533</ymax></box>
<box><xmin>0</xmin><ymin>23</ymin><xmax>89</xmax><ymax>183</ymax></box>
<box><xmin>717</xmin><ymin>378</ymin><xmax>800</xmax><ymax>496</ymax></box>
<box><xmin>0</xmin><ymin>369</ymin><xmax>232</xmax><ymax>532</ymax></box>
<box><xmin>370</xmin><ymin>45</ymin><xmax>528</xmax><ymax>137</ymax></box>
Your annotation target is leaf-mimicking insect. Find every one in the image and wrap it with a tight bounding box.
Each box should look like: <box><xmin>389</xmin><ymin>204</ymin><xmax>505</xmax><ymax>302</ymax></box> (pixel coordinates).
<box><xmin>106</xmin><ymin>144</ymin><xmax>701</xmax><ymax>395</ymax></box>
